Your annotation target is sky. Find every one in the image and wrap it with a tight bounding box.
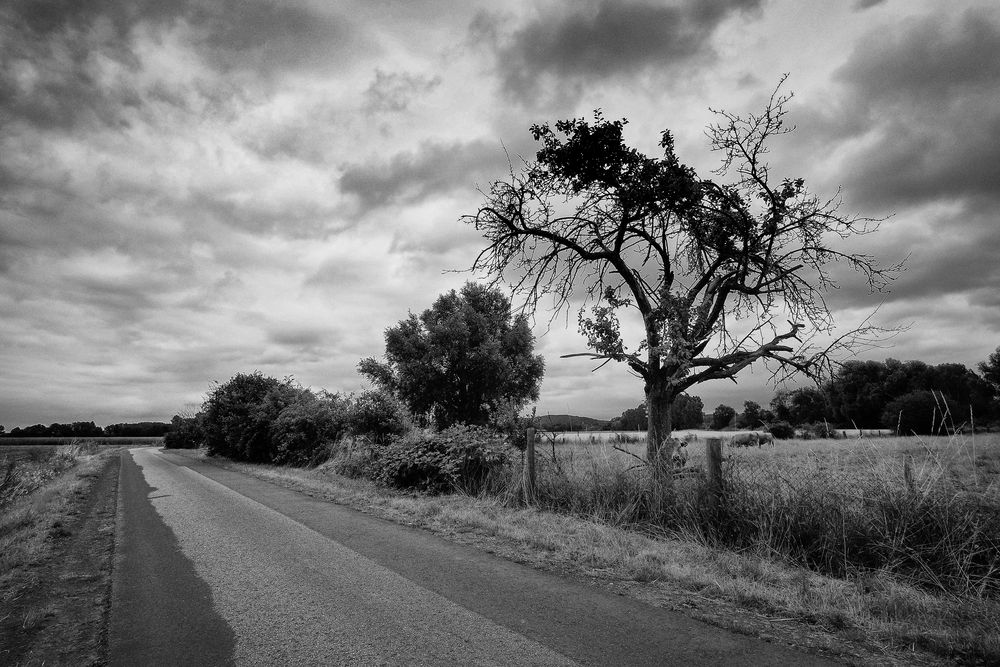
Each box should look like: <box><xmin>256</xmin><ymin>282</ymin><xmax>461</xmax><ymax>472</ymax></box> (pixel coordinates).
<box><xmin>2</xmin><ymin>0</ymin><xmax>999</xmax><ymax>428</ymax></box>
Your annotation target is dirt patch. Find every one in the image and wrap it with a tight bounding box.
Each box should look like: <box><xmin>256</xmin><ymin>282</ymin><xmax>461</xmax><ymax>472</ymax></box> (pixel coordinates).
<box><xmin>0</xmin><ymin>453</ymin><xmax>120</xmax><ymax>666</ymax></box>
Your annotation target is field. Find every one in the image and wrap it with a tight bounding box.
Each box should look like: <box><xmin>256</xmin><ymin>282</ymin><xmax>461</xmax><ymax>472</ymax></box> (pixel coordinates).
<box><xmin>0</xmin><ymin>436</ymin><xmax>163</xmax><ymax>451</ymax></box>
<box><xmin>538</xmin><ymin>430</ymin><xmax>999</xmax><ymax>490</ymax></box>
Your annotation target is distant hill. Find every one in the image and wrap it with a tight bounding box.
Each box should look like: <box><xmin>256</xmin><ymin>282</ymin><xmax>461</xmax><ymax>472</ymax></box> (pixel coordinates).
<box><xmin>534</xmin><ymin>414</ymin><xmax>610</xmax><ymax>431</ymax></box>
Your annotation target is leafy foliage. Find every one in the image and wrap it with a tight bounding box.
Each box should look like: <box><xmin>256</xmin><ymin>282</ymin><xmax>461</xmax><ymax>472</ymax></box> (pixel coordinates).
<box><xmin>372</xmin><ymin>425</ymin><xmax>511</xmax><ymax>494</ymax></box>
<box><xmin>882</xmin><ymin>390</ymin><xmax>956</xmax><ymax>435</ymax></box>
<box><xmin>348</xmin><ymin>389</ymin><xmax>409</xmax><ymax>444</ymax></box>
<box><xmin>978</xmin><ymin>345</ymin><xmax>1000</xmax><ymax>397</ymax></box>
<box><xmin>766</xmin><ymin>420</ymin><xmax>796</xmax><ymax>439</ymax></box>
<box><xmin>827</xmin><ymin>359</ymin><xmax>995</xmax><ymax>428</ymax></box>
<box><xmin>770</xmin><ymin>387</ymin><xmax>829</xmax><ymax>426</ymax></box>
<box><xmin>711</xmin><ymin>404</ymin><xmax>736</xmax><ymax>430</ymax></box>
<box><xmin>270</xmin><ymin>391</ymin><xmax>351</xmax><ymax>466</ymax></box>
<box><xmin>163</xmin><ymin>414</ymin><xmax>203</xmax><ymax>449</ymax></box>
<box><xmin>359</xmin><ymin>282</ymin><xmax>544</xmax><ymax>429</ymax></box>
<box><xmin>610</xmin><ymin>393</ymin><xmax>703</xmax><ymax>430</ymax></box>
<box><xmin>200</xmin><ymin>372</ymin><xmax>292</xmax><ymax>462</ymax></box>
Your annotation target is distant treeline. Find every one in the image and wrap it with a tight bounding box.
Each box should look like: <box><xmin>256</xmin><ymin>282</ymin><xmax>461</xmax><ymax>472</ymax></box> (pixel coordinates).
<box><xmin>603</xmin><ymin>356</ymin><xmax>1000</xmax><ymax>437</ymax></box>
<box><xmin>0</xmin><ymin>421</ymin><xmax>171</xmax><ymax>438</ymax></box>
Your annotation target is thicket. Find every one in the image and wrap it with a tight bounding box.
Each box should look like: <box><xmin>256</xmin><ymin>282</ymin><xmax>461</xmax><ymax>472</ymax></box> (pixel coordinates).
<box><xmin>195</xmin><ymin>372</ymin><xmax>392</xmax><ymax>465</ymax></box>
<box><xmin>369</xmin><ymin>425</ymin><xmax>510</xmax><ymax>494</ymax></box>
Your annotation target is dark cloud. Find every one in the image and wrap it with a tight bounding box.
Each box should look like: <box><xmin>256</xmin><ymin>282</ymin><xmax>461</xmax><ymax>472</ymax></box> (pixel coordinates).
<box><xmin>799</xmin><ymin>7</ymin><xmax>1000</xmax><ymax>211</ymax></box>
<box><xmin>339</xmin><ymin>139</ymin><xmax>507</xmax><ymax>212</ymax></box>
<box><xmin>477</xmin><ymin>0</ymin><xmax>763</xmax><ymax>104</ymax></box>
<box><xmin>362</xmin><ymin>70</ymin><xmax>442</xmax><ymax>114</ymax></box>
<box><xmin>267</xmin><ymin>326</ymin><xmax>335</xmax><ymax>352</ymax></box>
<box><xmin>189</xmin><ymin>1</ymin><xmax>358</xmax><ymax>76</ymax></box>
<box><xmin>0</xmin><ymin>0</ymin><xmax>353</xmax><ymax>132</ymax></box>
<box><xmin>853</xmin><ymin>0</ymin><xmax>888</xmax><ymax>10</ymax></box>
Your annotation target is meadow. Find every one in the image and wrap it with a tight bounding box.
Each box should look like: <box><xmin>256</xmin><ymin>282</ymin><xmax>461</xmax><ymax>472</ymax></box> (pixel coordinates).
<box><xmin>528</xmin><ymin>431</ymin><xmax>1000</xmax><ymax>592</ymax></box>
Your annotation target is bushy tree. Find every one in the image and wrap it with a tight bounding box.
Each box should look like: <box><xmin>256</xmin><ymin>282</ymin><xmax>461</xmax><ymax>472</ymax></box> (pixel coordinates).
<box><xmin>348</xmin><ymin>389</ymin><xmax>409</xmax><ymax>444</ymax></box>
<box><xmin>770</xmin><ymin>387</ymin><xmax>829</xmax><ymax>425</ymax></box>
<box><xmin>163</xmin><ymin>414</ymin><xmax>203</xmax><ymax>449</ymax></box>
<box><xmin>711</xmin><ymin>404</ymin><xmax>736</xmax><ymax>430</ymax></box>
<box><xmin>201</xmin><ymin>372</ymin><xmax>290</xmax><ymax>462</ymax></box>
<box><xmin>672</xmin><ymin>393</ymin><xmax>704</xmax><ymax>429</ymax></box>
<box><xmin>827</xmin><ymin>358</ymin><xmax>994</xmax><ymax>427</ymax></box>
<box><xmin>465</xmin><ymin>80</ymin><xmax>896</xmax><ymax>469</ymax></box>
<box><xmin>270</xmin><ymin>391</ymin><xmax>351</xmax><ymax>466</ymax></box>
<box><xmin>882</xmin><ymin>390</ymin><xmax>955</xmax><ymax>435</ymax></box>
<box><xmin>611</xmin><ymin>393</ymin><xmax>703</xmax><ymax>431</ymax></box>
<box><xmin>737</xmin><ymin>400</ymin><xmax>763</xmax><ymax>428</ymax></box>
<box><xmin>359</xmin><ymin>282</ymin><xmax>544</xmax><ymax>429</ymax></box>
<box><xmin>977</xmin><ymin>345</ymin><xmax>1000</xmax><ymax>396</ymax></box>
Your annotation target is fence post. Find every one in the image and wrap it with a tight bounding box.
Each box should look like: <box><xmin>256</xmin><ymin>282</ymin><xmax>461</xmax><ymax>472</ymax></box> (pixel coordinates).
<box><xmin>706</xmin><ymin>437</ymin><xmax>723</xmax><ymax>511</ymax></box>
<box><xmin>903</xmin><ymin>453</ymin><xmax>915</xmax><ymax>493</ymax></box>
<box><xmin>524</xmin><ymin>427</ymin><xmax>536</xmax><ymax>504</ymax></box>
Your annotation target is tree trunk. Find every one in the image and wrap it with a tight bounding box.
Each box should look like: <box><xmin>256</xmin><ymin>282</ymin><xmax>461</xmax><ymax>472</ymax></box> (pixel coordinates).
<box><xmin>645</xmin><ymin>380</ymin><xmax>675</xmax><ymax>467</ymax></box>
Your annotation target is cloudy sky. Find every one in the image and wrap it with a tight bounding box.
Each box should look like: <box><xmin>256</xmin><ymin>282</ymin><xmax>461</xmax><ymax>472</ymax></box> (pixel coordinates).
<box><xmin>2</xmin><ymin>0</ymin><xmax>999</xmax><ymax>428</ymax></box>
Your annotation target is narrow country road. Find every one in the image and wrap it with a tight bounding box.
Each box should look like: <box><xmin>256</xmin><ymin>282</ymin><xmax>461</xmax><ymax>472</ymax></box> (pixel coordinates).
<box><xmin>110</xmin><ymin>448</ymin><xmax>837</xmax><ymax>666</ymax></box>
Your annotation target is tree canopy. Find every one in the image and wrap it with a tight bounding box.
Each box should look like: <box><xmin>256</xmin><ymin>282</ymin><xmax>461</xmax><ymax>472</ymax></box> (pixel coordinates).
<box><xmin>465</xmin><ymin>80</ymin><xmax>897</xmax><ymax>465</ymax></box>
<box><xmin>826</xmin><ymin>358</ymin><xmax>994</xmax><ymax>428</ymax></box>
<box><xmin>359</xmin><ymin>282</ymin><xmax>545</xmax><ymax>429</ymax></box>
<box><xmin>979</xmin><ymin>345</ymin><xmax>1000</xmax><ymax>397</ymax></box>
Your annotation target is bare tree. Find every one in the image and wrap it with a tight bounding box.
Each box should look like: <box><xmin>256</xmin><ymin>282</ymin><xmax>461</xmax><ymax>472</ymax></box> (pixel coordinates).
<box><xmin>464</xmin><ymin>80</ymin><xmax>899</xmax><ymax>472</ymax></box>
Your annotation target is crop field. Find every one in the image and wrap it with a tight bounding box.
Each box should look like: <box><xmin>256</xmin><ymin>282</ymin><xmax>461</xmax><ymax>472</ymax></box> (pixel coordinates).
<box><xmin>0</xmin><ymin>437</ymin><xmax>162</xmax><ymax>461</ymax></box>
<box><xmin>538</xmin><ymin>430</ymin><xmax>1000</xmax><ymax>493</ymax></box>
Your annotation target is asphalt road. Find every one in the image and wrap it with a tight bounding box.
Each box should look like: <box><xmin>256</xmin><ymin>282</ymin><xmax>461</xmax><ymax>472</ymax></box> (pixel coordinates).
<box><xmin>110</xmin><ymin>448</ymin><xmax>838</xmax><ymax>666</ymax></box>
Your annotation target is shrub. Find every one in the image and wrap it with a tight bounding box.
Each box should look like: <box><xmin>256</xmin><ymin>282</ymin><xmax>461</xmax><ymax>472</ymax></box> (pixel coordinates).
<box><xmin>163</xmin><ymin>414</ymin><xmax>203</xmax><ymax>449</ymax></box>
<box><xmin>373</xmin><ymin>424</ymin><xmax>511</xmax><ymax>494</ymax></box>
<box><xmin>349</xmin><ymin>389</ymin><xmax>409</xmax><ymax>444</ymax></box>
<box><xmin>766</xmin><ymin>420</ymin><xmax>795</xmax><ymax>439</ymax></box>
<box><xmin>200</xmin><ymin>372</ymin><xmax>310</xmax><ymax>462</ymax></box>
<box><xmin>270</xmin><ymin>392</ymin><xmax>350</xmax><ymax>466</ymax></box>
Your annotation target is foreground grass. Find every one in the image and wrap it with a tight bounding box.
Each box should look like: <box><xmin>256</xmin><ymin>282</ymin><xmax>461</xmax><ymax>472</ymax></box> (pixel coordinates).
<box><xmin>178</xmin><ymin>446</ymin><xmax>999</xmax><ymax>666</ymax></box>
<box><xmin>0</xmin><ymin>443</ymin><xmax>119</xmax><ymax>664</ymax></box>
<box><xmin>1</xmin><ymin>443</ymin><xmax>104</xmax><ymax>581</ymax></box>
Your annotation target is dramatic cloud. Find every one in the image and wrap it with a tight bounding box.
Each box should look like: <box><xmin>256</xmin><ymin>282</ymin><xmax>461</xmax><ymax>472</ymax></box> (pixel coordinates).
<box><xmin>0</xmin><ymin>0</ymin><xmax>997</xmax><ymax>426</ymax></box>
<box><xmin>801</xmin><ymin>7</ymin><xmax>1000</xmax><ymax>211</ymax></box>
<box><xmin>339</xmin><ymin>139</ymin><xmax>508</xmax><ymax>213</ymax></box>
<box><xmin>363</xmin><ymin>70</ymin><xmax>442</xmax><ymax>114</ymax></box>
<box><xmin>479</xmin><ymin>0</ymin><xmax>763</xmax><ymax>105</ymax></box>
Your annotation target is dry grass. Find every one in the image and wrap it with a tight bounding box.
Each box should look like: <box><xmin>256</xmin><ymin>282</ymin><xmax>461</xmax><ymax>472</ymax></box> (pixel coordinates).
<box><xmin>0</xmin><ymin>443</ymin><xmax>103</xmax><ymax>576</ymax></box>
<box><xmin>183</xmin><ymin>434</ymin><xmax>1000</xmax><ymax>665</ymax></box>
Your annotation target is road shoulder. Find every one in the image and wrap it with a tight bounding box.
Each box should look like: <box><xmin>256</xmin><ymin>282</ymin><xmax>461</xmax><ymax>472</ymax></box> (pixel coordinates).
<box><xmin>0</xmin><ymin>451</ymin><xmax>120</xmax><ymax>665</ymax></box>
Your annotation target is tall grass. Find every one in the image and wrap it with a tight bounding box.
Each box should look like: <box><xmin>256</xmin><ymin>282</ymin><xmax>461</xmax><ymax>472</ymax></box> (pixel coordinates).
<box><xmin>514</xmin><ymin>433</ymin><xmax>1000</xmax><ymax>599</ymax></box>
<box><xmin>0</xmin><ymin>441</ymin><xmax>99</xmax><ymax>507</ymax></box>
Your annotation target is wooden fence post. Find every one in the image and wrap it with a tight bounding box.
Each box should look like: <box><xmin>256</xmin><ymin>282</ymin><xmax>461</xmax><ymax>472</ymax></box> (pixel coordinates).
<box><xmin>706</xmin><ymin>437</ymin><xmax>723</xmax><ymax>511</ymax></box>
<box><xmin>903</xmin><ymin>454</ymin><xmax>915</xmax><ymax>493</ymax></box>
<box><xmin>524</xmin><ymin>427</ymin><xmax>536</xmax><ymax>504</ymax></box>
